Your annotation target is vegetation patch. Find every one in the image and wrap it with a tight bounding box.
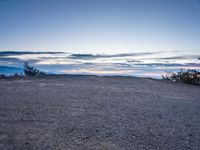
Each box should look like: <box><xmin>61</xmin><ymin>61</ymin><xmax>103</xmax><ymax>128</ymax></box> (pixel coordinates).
<box><xmin>162</xmin><ymin>69</ymin><xmax>200</xmax><ymax>86</ymax></box>
<box><xmin>23</xmin><ymin>62</ymin><xmax>46</xmax><ymax>76</ymax></box>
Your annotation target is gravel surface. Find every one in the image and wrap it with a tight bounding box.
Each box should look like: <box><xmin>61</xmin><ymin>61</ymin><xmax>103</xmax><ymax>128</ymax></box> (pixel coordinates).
<box><xmin>0</xmin><ymin>75</ymin><xmax>200</xmax><ymax>150</ymax></box>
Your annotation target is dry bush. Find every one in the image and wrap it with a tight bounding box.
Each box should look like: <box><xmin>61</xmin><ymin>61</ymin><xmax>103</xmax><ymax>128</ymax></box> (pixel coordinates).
<box><xmin>162</xmin><ymin>69</ymin><xmax>200</xmax><ymax>86</ymax></box>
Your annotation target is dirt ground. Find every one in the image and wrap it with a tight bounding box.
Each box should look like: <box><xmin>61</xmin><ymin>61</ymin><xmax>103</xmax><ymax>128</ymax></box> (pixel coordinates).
<box><xmin>0</xmin><ymin>75</ymin><xmax>200</xmax><ymax>150</ymax></box>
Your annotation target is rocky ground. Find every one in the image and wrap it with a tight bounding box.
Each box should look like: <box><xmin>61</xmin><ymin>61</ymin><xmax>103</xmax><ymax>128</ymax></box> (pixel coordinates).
<box><xmin>0</xmin><ymin>75</ymin><xmax>200</xmax><ymax>150</ymax></box>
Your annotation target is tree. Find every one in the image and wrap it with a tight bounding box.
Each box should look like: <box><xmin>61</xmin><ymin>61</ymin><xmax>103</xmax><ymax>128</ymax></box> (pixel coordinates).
<box><xmin>23</xmin><ymin>62</ymin><xmax>45</xmax><ymax>76</ymax></box>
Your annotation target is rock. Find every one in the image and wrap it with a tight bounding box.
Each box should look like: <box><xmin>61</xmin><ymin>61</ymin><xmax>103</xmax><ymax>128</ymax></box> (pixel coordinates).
<box><xmin>25</xmin><ymin>140</ymin><xmax>30</xmax><ymax>145</ymax></box>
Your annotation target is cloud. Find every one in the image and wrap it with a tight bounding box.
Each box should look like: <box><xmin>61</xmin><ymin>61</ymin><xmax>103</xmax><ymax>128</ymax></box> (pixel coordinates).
<box><xmin>185</xmin><ymin>63</ymin><xmax>200</xmax><ymax>67</ymax></box>
<box><xmin>69</xmin><ymin>52</ymin><xmax>155</xmax><ymax>60</ymax></box>
<box><xmin>0</xmin><ymin>51</ymin><xmax>64</xmax><ymax>56</ymax></box>
<box><xmin>0</xmin><ymin>57</ymin><xmax>23</xmax><ymax>62</ymax></box>
<box><xmin>158</xmin><ymin>55</ymin><xmax>200</xmax><ymax>60</ymax></box>
<box><xmin>1</xmin><ymin>51</ymin><xmax>200</xmax><ymax>77</ymax></box>
<box><xmin>0</xmin><ymin>57</ymin><xmax>40</xmax><ymax>65</ymax></box>
<box><xmin>158</xmin><ymin>56</ymin><xmax>186</xmax><ymax>60</ymax></box>
<box><xmin>0</xmin><ymin>51</ymin><xmax>66</xmax><ymax>66</ymax></box>
<box><xmin>133</xmin><ymin>63</ymin><xmax>185</xmax><ymax>67</ymax></box>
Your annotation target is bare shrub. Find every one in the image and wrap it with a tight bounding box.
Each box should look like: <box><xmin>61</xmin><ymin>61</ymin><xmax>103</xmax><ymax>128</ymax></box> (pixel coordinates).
<box><xmin>23</xmin><ymin>62</ymin><xmax>46</xmax><ymax>76</ymax></box>
<box><xmin>162</xmin><ymin>69</ymin><xmax>200</xmax><ymax>85</ymax></box>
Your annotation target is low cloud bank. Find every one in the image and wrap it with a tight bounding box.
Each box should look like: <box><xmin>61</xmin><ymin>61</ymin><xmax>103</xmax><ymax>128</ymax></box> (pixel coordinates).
<box><xmin>1</xmin><ymin>50</ymin><xmax>200</xmax><ymax>78</ymax></box>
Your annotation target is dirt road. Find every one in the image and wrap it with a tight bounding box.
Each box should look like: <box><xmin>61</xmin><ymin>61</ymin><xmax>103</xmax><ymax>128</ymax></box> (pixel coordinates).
<box><xmin>0</xmin><ymin>76</ymin><xmax>200</xmax><ymax>150</ymax></box>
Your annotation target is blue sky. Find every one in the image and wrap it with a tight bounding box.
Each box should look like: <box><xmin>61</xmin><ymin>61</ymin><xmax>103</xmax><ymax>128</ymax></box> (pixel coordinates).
<box><xmin>0</xmin><ymin>0</ymin><xmax>200</xmax><ymax>54</ymax></box>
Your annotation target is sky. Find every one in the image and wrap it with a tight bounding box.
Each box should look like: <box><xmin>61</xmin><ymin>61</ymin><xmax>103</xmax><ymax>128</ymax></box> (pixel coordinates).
<box><xmin>0</xmin><ymin>0</ymin><xmax>200</xmax><ymax>54</ymax></box>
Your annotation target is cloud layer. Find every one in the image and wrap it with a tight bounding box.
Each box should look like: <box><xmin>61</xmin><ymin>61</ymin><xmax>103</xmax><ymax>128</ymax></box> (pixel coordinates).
<box><xmin>0</xmin><ymin>50</ymin><xmax>200</xmax><ymax>78</ymax></box>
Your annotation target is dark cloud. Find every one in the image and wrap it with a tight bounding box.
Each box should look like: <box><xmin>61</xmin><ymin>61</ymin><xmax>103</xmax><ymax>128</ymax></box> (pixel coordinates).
<box><xmin>0</xmin><ymin>51</ymin><xmax>64</xmax><ymax>56</ymax></box>
<box><xmin>158</xmin><ymin>55</ymin><xmax>200</xmax><ymax>60</ymax></box>
<box><xmin>158</xmin><ymin>56</ymin><xmax>186</xmax><ymax>60</ymax></box>
<box><xmin>185</xmin><ymin>63</ymin><xmax>200</xmax><ymax>67</ymax></box>
<box><xmin>127</xmin><ymin>60</ymin><xmax>141</xmax><ymax>63</ymax></box>
<box><xmin>133</xmin><ymin>63</ymin><xmax>185</xmax><ymax>67</ymax></box>
<box><xmin>133</xmin><ymin>63</ymin><xmax>200</xmax><ymax>67</ymax></box>
<box><xmin>69</xmin><ymin>52</ymin><xmax>155</xmax><ymax>60</ymax></box>
<box><xmin>0</xmin><ymin>57</ymin><xmax>40</xmax><ymax>65</ymax></box>
<box><xmin>0</xmin><ymin>57</ymin><xmax>23</xmax><ymax>62</ymax></box>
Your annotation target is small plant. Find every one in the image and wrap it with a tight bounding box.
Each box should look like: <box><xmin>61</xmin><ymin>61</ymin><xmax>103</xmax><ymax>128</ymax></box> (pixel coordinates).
<box><xmin>0</xmin><ymin>74</ymin><xmax>6</xmax><ymax>79</ymax></box>
<box><xmin>23</xmin><ymin>62</ymin><xmax>46</xmax><ymax>76</ymax></box>
<box><xmin>12</xmin><ymin>73</ymin><xmax>21</xmax><ymax>78</ymax></box>
<box><xmin>162</xmin><ymin>69</ymin><xmax>200</xmax><ymax>85</ymax></box>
